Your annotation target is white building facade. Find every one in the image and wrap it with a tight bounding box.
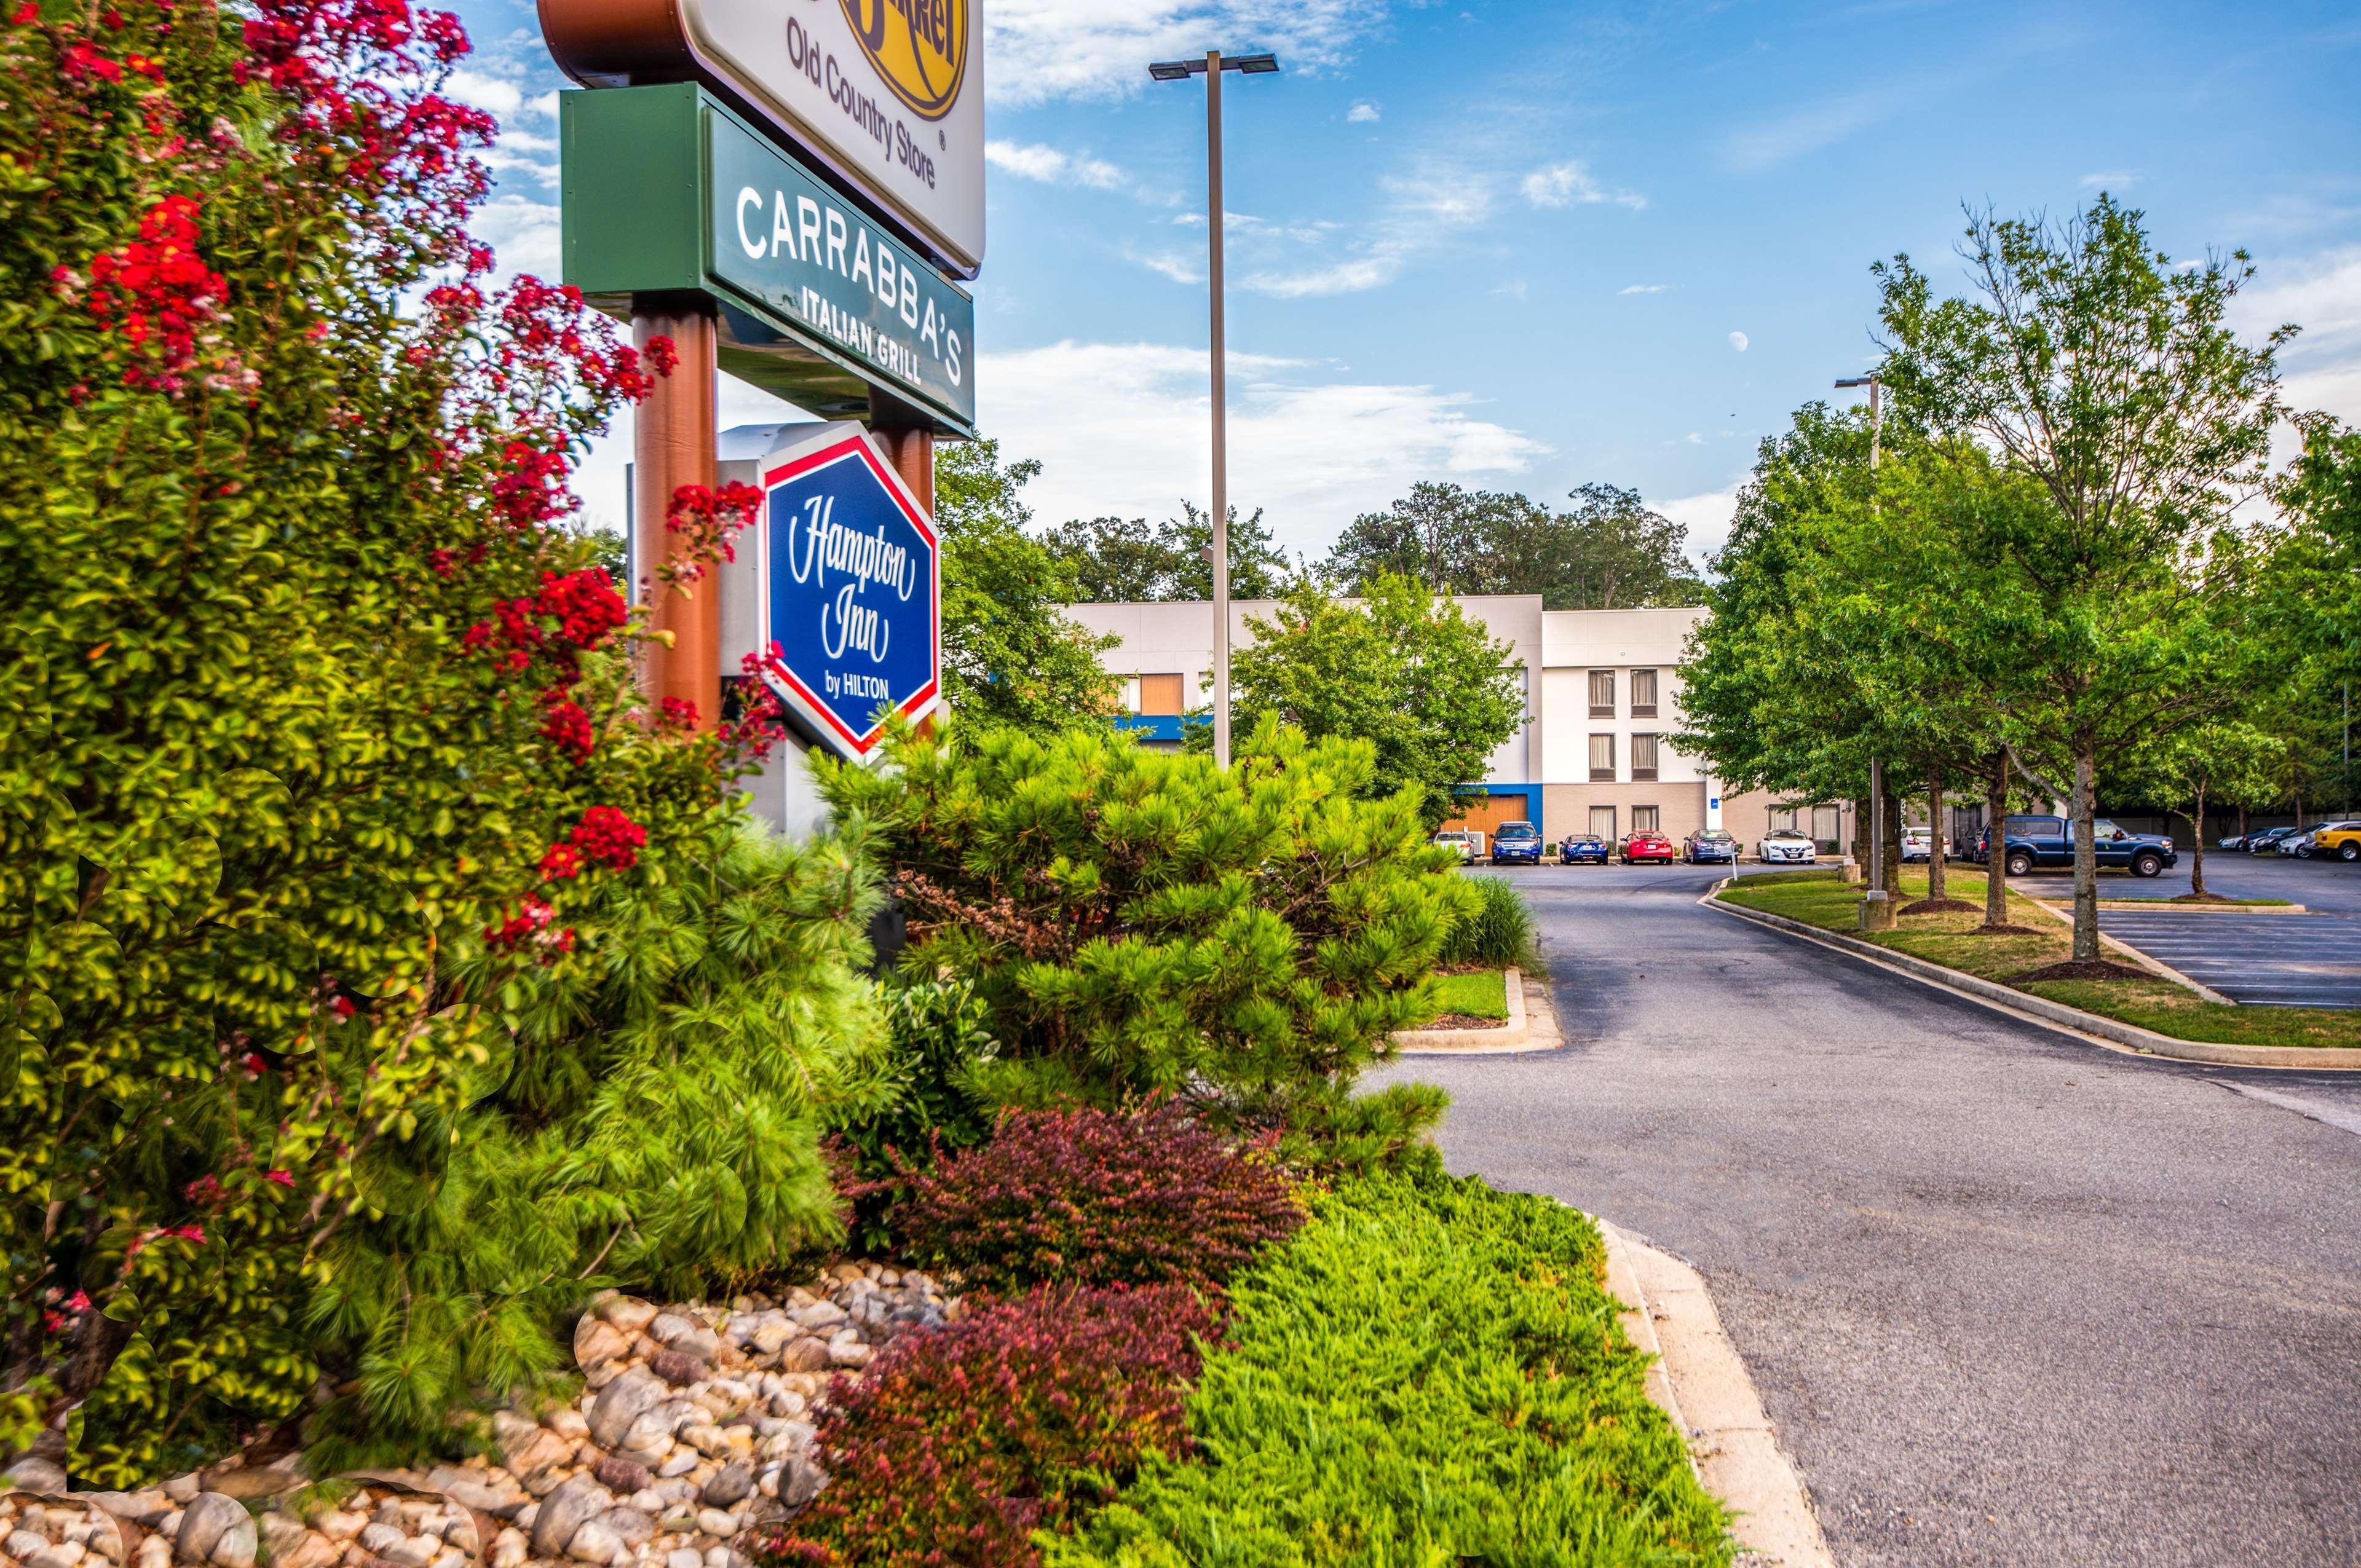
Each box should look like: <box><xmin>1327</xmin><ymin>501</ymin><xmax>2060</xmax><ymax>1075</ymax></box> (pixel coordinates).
<box><xmin>1064</xmin><ymin>596</ymin><xmax>1847</xmax><ymax>851</ymax></box>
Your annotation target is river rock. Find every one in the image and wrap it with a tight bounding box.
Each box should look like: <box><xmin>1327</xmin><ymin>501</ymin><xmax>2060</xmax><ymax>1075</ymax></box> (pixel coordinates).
<box><xmin>528</xmin><ymin>1476</ymin><xmax>609</xmax><ymax>1560</ymax></box>
<box><xmin>698</xmin><ymin>1464</ymin><xmax>753</xmax><ymax>1510</ymax></box>
<box><xmin>587</xmin><ymin>1369</ymin><xmax>668</xmax><ymax>1449</ymax></box>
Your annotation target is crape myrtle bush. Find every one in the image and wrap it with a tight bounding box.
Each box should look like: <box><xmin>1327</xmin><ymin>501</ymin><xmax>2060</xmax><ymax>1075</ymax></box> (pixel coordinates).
<box><xmin>757</xmin><ymin>1283</ymin><xmax>1222</xmax><ymax>1568</ymax></box>
<box><xmin>885</xmin><ymin>1104</ymin><xmax>1303</xmax><ymax>1296</ymax></box>
<box><xmin>0</xmin><ymin>0</ymin><xmax>786</xmax><ymax>1481</ymax></box>
<box><xmin>1050</xmin><ymin>1175</ymin><xmax>1735</xmax><ymax>1567</ymax></box>
<box><xmin>815</xmin><ymin>716</ymin><xmax>1476</xmax><ymax>1173</ymax></box>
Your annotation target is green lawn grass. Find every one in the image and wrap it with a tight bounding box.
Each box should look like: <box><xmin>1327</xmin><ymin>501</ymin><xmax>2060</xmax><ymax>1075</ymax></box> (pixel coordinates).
<box><xmin>1429</xmin><ymin>968</ymin><xmax>1509</xmax><ymax>1020</ymax></box>
<box><xmin>1718</xmin><ymin>867</ymin><xmax>2360</xmax><ymax>1050</ymax></box>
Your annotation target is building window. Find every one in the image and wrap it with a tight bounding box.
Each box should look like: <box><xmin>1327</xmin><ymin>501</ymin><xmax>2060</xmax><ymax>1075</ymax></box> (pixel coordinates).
<box><xmin>1589</xmin><ymin>805</ymin><xmax>1617</xmax><ymax>838</ymax></box>
<box><xmin>1812</xmin><ymin>805</ymin><xmax>1842</xmax><ymax>848</ymax></box>
<box><xmin>1770</xmin><ymin>807</ymin><xmax>1799</xmax><ymax>833</ymax></box>
<box><xmin>1631</xmin><ymin>733</ymin><xmax>1659</xmax><ymax>782</ymax></box>
<box><xmin>1589</xmin><ymin>669</ymin><xmax>1616</xmax><ymax>717</ymax></box>
<box><xmin>1632</xmin><ymin>806</ymin><xmax>1660</xmax><ymax>833</ymax></box>
<box><xmin>1631</xmin><ymin>668</ymin><xmax>1658</xmax><ymax>717</ymax></box>
<box><xmin>1588</xmin><ymin>733</ymin><xmax>1615</xmax><ymax>781</ymax></box>
<box><xmin>1137</xmin><ymin>673</ymin><xmax>1184</xmax><ymax>716</ymax></box>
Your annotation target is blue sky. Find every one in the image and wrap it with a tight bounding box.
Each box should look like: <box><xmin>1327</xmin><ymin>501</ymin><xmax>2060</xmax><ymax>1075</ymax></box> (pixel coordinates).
<box><xmin>447</xmin><ymin>0</ymin><xmax>2361</xmax><ymax>566</ymax></box>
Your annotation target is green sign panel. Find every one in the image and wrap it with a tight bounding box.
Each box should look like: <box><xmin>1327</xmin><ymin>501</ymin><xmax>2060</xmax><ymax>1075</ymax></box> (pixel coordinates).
<box><xmin>561</xmin><ymin>84</ymin><xmax>976</xmax><ymax>435</ymax></box>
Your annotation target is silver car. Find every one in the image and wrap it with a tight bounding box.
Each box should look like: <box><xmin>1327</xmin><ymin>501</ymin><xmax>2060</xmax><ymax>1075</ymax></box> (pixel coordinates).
<box><xmin>1432</xmin><ymin>830</ymin><xmax>1479</xmax><ymax>864</ymax></box>
<box><xmin>1757</xmin><ymin>828</ymin><xmax>1818</xmax><ymax>864</ymax></box>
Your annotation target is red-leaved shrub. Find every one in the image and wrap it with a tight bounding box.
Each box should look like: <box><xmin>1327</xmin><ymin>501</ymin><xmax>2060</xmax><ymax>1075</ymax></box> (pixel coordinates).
<box><xmin>756</xmin><ymin>1284</ymin><xmax>1220</xmax><ymax>1568</ymax></box>
<box><xmin>888</xmin><ymin>1105</ymin><xmax>1303</xmax><ymax>1294</ymax></box>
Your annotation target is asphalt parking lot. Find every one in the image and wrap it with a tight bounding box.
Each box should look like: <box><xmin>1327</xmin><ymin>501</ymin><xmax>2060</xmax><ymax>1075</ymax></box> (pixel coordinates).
<box><xmin>2099</xmin><ymin>909</ymin><xmax>2361</xmax><ymax>1009</ymax></box>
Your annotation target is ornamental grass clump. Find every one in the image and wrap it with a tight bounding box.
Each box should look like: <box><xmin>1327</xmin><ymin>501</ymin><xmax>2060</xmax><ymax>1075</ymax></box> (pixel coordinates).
<box><xmin>887</xmin><ymin>1105</ymin><xmax>1303</xmax><ymax>1295</ymax></box>
<box><xmin>756</xmin><ymin>1283</ymin><xmax>1221</xmax><ymax>1568</ymax></box>
<box><xmin>1438</xmin><ymin>872</ymin><xmax>1538</xmax><ymax>969</ymax></box>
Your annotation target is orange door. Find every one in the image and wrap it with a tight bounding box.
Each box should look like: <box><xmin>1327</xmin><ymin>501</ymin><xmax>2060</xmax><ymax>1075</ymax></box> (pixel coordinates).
<box><xmin>1439</xmin><ymin>793</ymin><xmax>1531</xmax><ymax>837</ymax></box>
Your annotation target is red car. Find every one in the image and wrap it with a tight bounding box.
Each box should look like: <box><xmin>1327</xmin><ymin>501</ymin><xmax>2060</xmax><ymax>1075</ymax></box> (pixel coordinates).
<box><xmin>1620</xmin><ymin>832</ymin><xmax>1676</xmax><ymax>864</ymax></box>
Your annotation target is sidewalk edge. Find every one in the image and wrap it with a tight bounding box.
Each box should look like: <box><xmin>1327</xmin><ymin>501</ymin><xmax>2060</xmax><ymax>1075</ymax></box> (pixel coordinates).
<box><xmin>1705</xmin><ymin>881</ymin><xmax>2361</xmax><ymax>1071</ymax></box>
<box><xmin>1599</xmin><ymin>1219</ymin><xmax>1835</xmax><ymax>1568</ymax></box>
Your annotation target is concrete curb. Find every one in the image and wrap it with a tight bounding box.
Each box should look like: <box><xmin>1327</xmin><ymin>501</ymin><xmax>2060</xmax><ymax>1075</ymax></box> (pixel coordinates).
<box><xmin>1394</xmin><ymin>968</ymin><xmax>1567</xmax><ymax>1055</ymax></box>
<box><xmin>1599</xmin><ymin>1220</ymin><xmax>1835</xmax><ymax>1568</ymax></box>
<box><xmin>1706</xmin><ymin>880</ymin><xmax>2361</xmax><ymax>1072</ymax></box>
<box><xmin>2022</xmin><ymin>895</ymin><xmax>2236</xmax><ymax>1005</ymax></box>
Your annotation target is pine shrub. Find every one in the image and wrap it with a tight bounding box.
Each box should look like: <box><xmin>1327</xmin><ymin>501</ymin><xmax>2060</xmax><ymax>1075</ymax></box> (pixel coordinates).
<box><xmin>1438</xmin><ymin>873</ymin><xmax>1538</xmax><ymax>969</ymax></box>
<box><xmin>888</xmin><ymin>1105</ymin><xmax>1303</xmax><ymax>1295</ymax></box>
<box><xmin>815</xmin><ymin>716</ymin><xmax>1475</xmax><ymax>1169</ymax></box>
<box><xmin>757</xmin><ymin>1283</ymin><xmax>1220</xmax><ymax>1568</ymax></box>
<box><xmin>1049</xmin><ymin>1175</ymin><xmax>1735</xmax><ymax>1567</ymax></box>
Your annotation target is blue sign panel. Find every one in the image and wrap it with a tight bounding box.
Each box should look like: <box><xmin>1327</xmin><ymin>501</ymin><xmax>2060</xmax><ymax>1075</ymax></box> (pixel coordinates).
<box><xmin>759</xmin><ymin>428</ymin><xmax>941</xmax><ymax>758</ymax></box>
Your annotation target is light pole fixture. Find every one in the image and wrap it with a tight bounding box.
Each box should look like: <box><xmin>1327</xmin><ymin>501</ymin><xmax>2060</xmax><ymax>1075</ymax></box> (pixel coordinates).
<box><xmin>1149</xmin><ymin>48</ymin><xmax>1279</xmax><ymax>769</ymax></box>
<box><xmin>1835</xmin><ymin>372</ymin><xmax>1893</xmax><ymax>926</ymax></box>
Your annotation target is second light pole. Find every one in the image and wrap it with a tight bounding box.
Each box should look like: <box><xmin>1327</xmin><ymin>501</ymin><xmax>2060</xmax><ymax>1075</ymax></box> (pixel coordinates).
<box><xmin>1150</xmin><ymin>48</ymin><xmax>1278</xmax><ymax>768</ymax></box>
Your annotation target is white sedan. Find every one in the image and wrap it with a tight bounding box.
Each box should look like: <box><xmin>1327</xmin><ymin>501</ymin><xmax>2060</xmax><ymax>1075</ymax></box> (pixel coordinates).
<box><xmin>1757</xmin><ymin>829</ymin><xmax>1819</xmax><ymax>864</ymax></box>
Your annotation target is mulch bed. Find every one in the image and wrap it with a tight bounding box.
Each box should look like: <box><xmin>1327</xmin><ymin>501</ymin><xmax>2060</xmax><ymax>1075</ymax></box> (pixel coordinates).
<box><xmin>2170</xmin><ymin>892</ymin><xmax>2238</xmax><ymax>904</ymax></box>
<box><xmin>1423</xmin><ymin>1013</ymin><xmax>1509</xmax><ymax>1030</ymax></box>
<box><xmin>2007</xmin><ymin>959</ymin><xmax>2153</xmax><ymax>984</ymax></box>
<box><xmin>1967</xmin><ymin>923</ymin><xmax>2047</xmax><ymax>936</ymax></box>
<box><xmin>1899</xmin><ymin>897</ymin><xmax>1982</xmax><ymax>916</ymax></box>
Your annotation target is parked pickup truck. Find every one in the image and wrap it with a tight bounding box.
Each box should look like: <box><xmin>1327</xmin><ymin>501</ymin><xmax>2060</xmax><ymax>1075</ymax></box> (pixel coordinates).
<box><xmin>1977</xmin><ymin>814</ymin><xmax>2178</xmax><ymax>879</ymax></box>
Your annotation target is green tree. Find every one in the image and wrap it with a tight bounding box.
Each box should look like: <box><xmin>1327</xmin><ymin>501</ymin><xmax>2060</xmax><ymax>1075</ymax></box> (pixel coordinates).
<box><xmin>2127</xmin><ymin>724</ymin><xmax>2284</xmax><ymax>898</ymax></box>
<box><xmin>1327</xmin><ymin>481</ymin><xmax>1705</xmax><ymax>609</ymax></box>
<box><xmin>1042</xmin><ymin>503</ymin><xmax>1292</xmax><ymax>602</ymax></box>
<box><xmin>0</xmin><ymin>0</ymin><xmax>776</xmax><ymax>1482</ymax></box>
<box><xmin>1218</xmin><ymin>574</ymin><xmax>1527</xmax><ymax>828</ymax></box>
<box><xmin>1877</xmin><ymin>196</ymin><xmax>2288</xmax><ymax>961</ymax></box>
<box><xmin>813</xmin><ymin>717</ymin><xmax>1473</xmax><ymax>1175</ymax></box>
<box><xmin>933</xmin><ymin>438</ymin><xmax>1119</xmax><ymax>732</ymax></box>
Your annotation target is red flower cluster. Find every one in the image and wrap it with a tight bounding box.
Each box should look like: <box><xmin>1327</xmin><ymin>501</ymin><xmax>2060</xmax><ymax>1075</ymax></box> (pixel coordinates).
<box><xmin>465</xmin><ymin>567</ymin><xmax>627</xmax><ymax>685</ymax></box>
<box><xmin>489</xmin><ymin>438</ymin><xmax>574</xmax><ymax>528</ymax></box>
<box><xmin>70</xmin><ymin>195</ymin><xmax>227</xmax><ymax>393</ymax></box>
<box><xmin>657</xmin><ymin>696</ymin><xmax>701</xmax><ymax>731</ymax></box>
<box><xmin>483</xmin><ymin>895</ymin><xmax>553</xmax><ymax>948</ymax></box>
<box><xmin>537</xmin><ymin>841</ymin><xmax>582</xmax><ymax>881</ymax></box>
<box><xmin>568</xmin><ymin>805</ymin><xmax>646</xmax><ymax>870</ymax></box>
<box><xmin>183</xmin><ymin>1175</ymin><xmax>223</xmax><ymax>1206</ymax></box>
<box><xmin>499</xmin><ymin>276</ymin><xmax>661</xmax><ymax>402</ymax></box>
<box><xmin>759</xmin><ymin>1285</ymin><xmax>1219</xmax><ymax>1568</ymax></box>
<box><xmin>539</xmin><ymin>697</ymin><xmax>595</xmax><ymax>763</ymax></box>
<box><xmin>660</xmin><ymin>481</ymin><xmax>765</xmax><ymax>586</ymax></box>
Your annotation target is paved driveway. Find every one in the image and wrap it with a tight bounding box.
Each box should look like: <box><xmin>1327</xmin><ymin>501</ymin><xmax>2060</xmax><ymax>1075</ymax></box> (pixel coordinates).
<box><xmin>1376</xmin><ymin>864</ymin><xmax>2361</xmax><ymax>1567</ymax></box>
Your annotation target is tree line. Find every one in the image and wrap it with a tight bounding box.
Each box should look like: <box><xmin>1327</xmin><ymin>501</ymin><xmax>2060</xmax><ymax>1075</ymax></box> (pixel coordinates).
<box><xmin>1679</xmin><ymin>194</ymin><xmax>2356</xmax><ymax>972</ymax></box>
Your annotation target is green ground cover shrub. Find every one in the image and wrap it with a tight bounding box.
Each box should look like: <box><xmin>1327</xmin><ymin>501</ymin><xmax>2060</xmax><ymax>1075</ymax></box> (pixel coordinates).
<box><xmin>1050</xmin><ymin>1175</ymin><xmax>1733</xmax><ymax>1567</ymax></box>
<box><xmin>756</xmin><ymin>1283</ymin><xmax>1222</xmax><ymax>1568</ymax></box>
<box><xmin>817</xmin><ymin>716</ymin><xmax>1474</xmax><ymax>1173</ymax></box>
<box><xmin>1425</xmin><ymin>969</ymin><xmax>1509</xmax><ymax>1020</ymax></box>
<box><xmin>885</xmin><ymin>1105</ymin><xmax>1303</xmax><ymax>1295</ymax></box>
<box><xmin>1437</xmin><ymin>873</ymin><xmax>1538</xmax><ymax>969</ymax></box>
<box><xmin>1720</xmin><ymin>869</ymin><xmax>2360</xmax><ymax>1049</ymax></box>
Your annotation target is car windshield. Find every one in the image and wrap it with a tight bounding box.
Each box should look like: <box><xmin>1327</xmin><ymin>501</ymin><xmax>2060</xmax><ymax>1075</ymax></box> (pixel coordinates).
<box><xmin>1767</xmin><ymin>830</ymin><xmax>1806</xmax><ymax>839</ymax></box>
<box><xmin>1698</xmin><ymin>830</ymin><xmax>1732</xmax><ymax>841</ymax></box>
<box><xmin>1497</xmin><ymin>824</ymin><xmax>1538</xmax><ymax>840</ymax></box>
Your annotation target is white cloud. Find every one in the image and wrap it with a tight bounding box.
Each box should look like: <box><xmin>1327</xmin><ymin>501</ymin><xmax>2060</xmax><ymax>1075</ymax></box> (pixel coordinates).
<box><xmin>2079</xmin><ymin>170</ymin><xmax>2140</xmax><ymax>191</ymax></box>
<box><xmin>1519</xmin><ymin>160</ymin><xmax>1645</xmax><ymax>211</ymax></box>
<box><xmin>984</xmin><ymin>0</ymin><xmax>1393</xmax><ymax>105</ymax></box>
<box><xmin>470</xmin><ymin>194</ymin><xmax>561</xmax><ymax>280</ymax></box>
<box><xmin>1728</xmin><ymin>331</ymin><xmax>1750</xmax><ymax>353</ymax></box>
<box><xmin>1238</xmin><ymin>163</ymin><xmax>1492</xmax><ymax>297</ymax></box>
<box><xmin>532</xmin><ymin>90</ymin><xmax>561</xmax><ymax>120</ymax></box>
<box><xmin>1651</xmin><ymin>481</ymin><xmax>1747</xmax><ymax>564</ymax></box>
<box><xmin>1686</xmin><ymin>432</ymin><xmax>1703</xmax><ymax>444</ymax></box>
<box><xmin>975</xmin><ymin>341</ymin><xmax>1547</xmax><ymax>554</ymax></box>
<box><xmin>1347</xmin><ymin>101</ymin><xmax>1381</xmax><ymax>123</ymax></box>
<box><xmin>1722</xmin><ymin>85</ymin><xmax>1911</xmax><ymax>171</ymax></box>
<box><xmin>446</xmin><ymin>69</ymin><xmax>523</xmax><ymax>118</ymax></box>
<box><xmin>984</xmin><ymin>140</ymin><xmax>1127</xmax><ymax>190</ymax></box>
<box><xmin>1123</xmin><ymin>246</ymin><xmax>1205</xmax><ymax>284</ymax></box>
<box><xmin>1619</xmin><ymin>283</ymin><xmax>1669</xmax><ymax>295</ymax></box>
<box><xmin>2232</xmin><ymin>244</ymin><xmax>2361</xmax><ymax>428</ymax></box>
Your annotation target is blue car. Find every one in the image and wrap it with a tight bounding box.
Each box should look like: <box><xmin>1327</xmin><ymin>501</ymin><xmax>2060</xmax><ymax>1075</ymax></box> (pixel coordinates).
<box><xmin>1557</xmin><ymin>833</ymin><xmax>1609</xmax><ymax>864</ymax></box>
<box><xmin>1489</xmin><ymin>821</ymin><xmax>1545</xmax><ymax>864</ymax></box>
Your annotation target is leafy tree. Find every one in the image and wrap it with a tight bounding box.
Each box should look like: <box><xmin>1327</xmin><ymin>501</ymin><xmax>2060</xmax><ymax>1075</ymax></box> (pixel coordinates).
<box><xmin>0</xmin><ymin>0</ymin><xmax>800</xmax><ymax>1482</ymax></box>
<box><xmin>1327</xmin><ymin>481</ymin><xmax>1705</xmax><ymax>609</ymax></box>
<box><xmin>933</xmin><ymin>438</ymin><xmax>1119</xmax><ymax>733</ymax></box>
<box><xmin>1878</xmin><ymin>197</ymin><xmax>2287</xmax><ymax>962</ymax></box>
<box><xmin>1042</xmin><ymin>503</ymin><xmax>1292</xmax><ymax>602</ymax></box>
<box><xmin>2127</xmin><ymin>724</ymin><xmax>2284</xmax><ymax>898</ymax></box>
<box><xmin>1216</xmin><ymin>574</ymin><xmax>1527</xmax><ymax>828</ymax></box>
<box><xmin>814</xmin><ymin>717</ymin><xmax>1473</xmax><ymax>1176</ymax></box>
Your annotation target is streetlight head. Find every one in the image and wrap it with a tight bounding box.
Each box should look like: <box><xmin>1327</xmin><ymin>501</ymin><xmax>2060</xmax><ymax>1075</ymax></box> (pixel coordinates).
<box><xmin>1833</xmin><ymin>376</ymin><xmax>1878</xmax><ymax>389</ymax></box>
<box><xmin>1147</xmin><ymin>59</ymin><xmax>1199</xmax><ymax>80</ymax></box>
<box><xmin>1234</xmin><ymin>52</ymin><xmax>1280</xmax><ymax>73</ymax></box>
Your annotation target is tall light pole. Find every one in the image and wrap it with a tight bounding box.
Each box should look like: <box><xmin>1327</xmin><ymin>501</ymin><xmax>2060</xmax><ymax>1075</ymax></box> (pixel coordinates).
<box><xmin>1150</xmin><ymin>49</ymin><xmax>1278</xmax><ymax>768</ymax></box>
<box><xmin>1835</xmin><ymin>372</ymin><xmax>1894</xmax><ymax>928</ymax></box>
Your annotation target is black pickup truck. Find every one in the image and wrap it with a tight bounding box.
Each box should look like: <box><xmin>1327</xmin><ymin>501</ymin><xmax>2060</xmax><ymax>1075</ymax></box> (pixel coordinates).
<box><xmin>1971</xmin><ymin>814</ymin><xmax>2178</xmax><ymax>879</ymax></box>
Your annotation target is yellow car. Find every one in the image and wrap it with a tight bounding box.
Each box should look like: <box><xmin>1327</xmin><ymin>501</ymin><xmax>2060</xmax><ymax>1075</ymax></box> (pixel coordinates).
<box><xmin>2316</xmin><ymin>822</ymin><xmax>2361</xmax><ymax>864</ymax></box>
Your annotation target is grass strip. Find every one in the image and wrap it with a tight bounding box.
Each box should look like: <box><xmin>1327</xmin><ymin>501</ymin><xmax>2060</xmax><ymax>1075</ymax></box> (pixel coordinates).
<box><xmin>1049</xmin><ymin>1174</ymin><xmax>1734</xmax><ymax>1568</ymax></box>
<box><xmin>1719</xmin><ymin>869</ymin><xmax>2359</xmax><ymax>1049</ymax></box>
<box><xmin>1427</xmin><ymin>968</ymin><xmax>1509</xmax><ymax>1021</ymax></box>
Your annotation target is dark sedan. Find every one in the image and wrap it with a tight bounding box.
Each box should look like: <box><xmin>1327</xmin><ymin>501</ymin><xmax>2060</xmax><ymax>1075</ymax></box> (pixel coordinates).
<box><xmin>1683</xmin><ymin>829</ymin><xmax>1739</xmax><ymax>864</ymax></box>
<box><xmin>1489</xmin><ymin>821</ymin><xmax>1546</xmax><ymax>865</ymax></box>
<box><xmin>1558</xmin><ymin>833</ymin><xmax>1610</xmax><ymax>864</ymax></box>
